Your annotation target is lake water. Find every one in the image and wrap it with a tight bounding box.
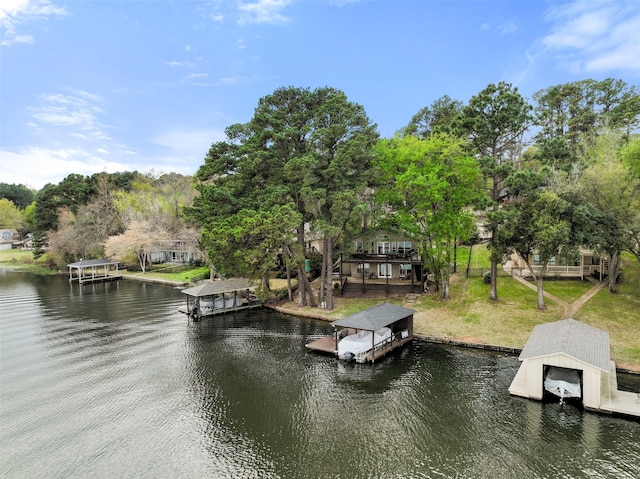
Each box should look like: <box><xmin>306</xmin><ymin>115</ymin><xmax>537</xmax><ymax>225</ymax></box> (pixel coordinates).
<box><xmin>1</xmin><ymin>271</ymin><xmax>639</xmax><ymax>479</ymax></box>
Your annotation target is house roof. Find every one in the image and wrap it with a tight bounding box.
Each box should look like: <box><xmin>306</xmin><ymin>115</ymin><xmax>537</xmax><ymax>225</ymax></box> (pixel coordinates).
<box><xmin>332</xmin><ymin>303</ymin><xmax>416</xmax><ymax>331</ymax></box>
<box><xmin>518</xmin><ymin>318</ymin><xmax>610</xmax><ymax>371</ymax></box>
<box><xmin>68</xmin><ymin>259</ymin><xmax>120</xmax><ymax>268</ymax></box>
<box><xmin>182</xmin><ymin>278</ymin><xmax>251</xmax><ymax>297</ymax></box>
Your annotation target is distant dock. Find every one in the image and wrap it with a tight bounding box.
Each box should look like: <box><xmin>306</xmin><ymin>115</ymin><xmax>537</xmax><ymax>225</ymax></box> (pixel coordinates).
<box><xmin>68</xmin><ymin>259</ymin><xmax>122</xmax><ymax>285</ymax></box>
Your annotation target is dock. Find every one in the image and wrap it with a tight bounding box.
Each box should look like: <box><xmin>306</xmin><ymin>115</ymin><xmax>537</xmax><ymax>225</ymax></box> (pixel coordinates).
<box><xmin>68</xmin><ymin>259</ymin><xmax>122</xmax><ymax>285</ymax></box>
<box><xmin>181</xmin><ymin>278</ymin><xmax>262</xmax><ymax>320</ymax></box>
<box><xmin>306</xmin><ymin>303</ymin><xmax>416</xmax><ymax>363</ymax></box>
<box><xmin>596</xmin><ymin>361</ymin><xmax>640</xmax><ymax>418</ymax></box>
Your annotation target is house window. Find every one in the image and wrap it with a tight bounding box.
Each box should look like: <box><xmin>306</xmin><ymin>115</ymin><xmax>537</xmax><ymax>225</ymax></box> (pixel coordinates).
<box><xmin>356</xmin><ymin>263</ymin><xmax>370</xmax><ymax>274</ymax></box>
<box><xmin>378</xmin><ymin>263</ymin><xmax>391</xmax><ymax>278</ymax></box>
<box><xmin>533</xmin><ymin>255</ymin><xmax>556</xmax><ymax>266</ymax></box>
<box><xmin>399</xmin><ymin>264</ymin><xmax>412</xmax><ymax>278</ymax></box>
<box><xmin>355</xmin><ymin>241</ymin><xmax>363</xmax><ymax>253</ymax></box>
<box><xmin>397</xmin><ymin>241</ymin><xmax>412</xmax><ymax>254</ymax></box>
<box><xmin>377</xmin><ymin>242</ymin><xmax>390</xmax><ymax>254</ymax></box>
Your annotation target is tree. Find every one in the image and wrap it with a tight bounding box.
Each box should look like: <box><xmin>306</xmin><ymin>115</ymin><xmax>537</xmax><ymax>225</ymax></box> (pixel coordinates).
<box><xmin>506</xmin><ymin>181</ymin><xmax>595</xmax><ymax>309</ymax></box>
<box><xmin>104</xmin><ymin>220</ymin><xmax>171</xmax><ymax>273</ymax></box>
<box><xmin>374</xmin><ymin>134</ymin><xmax>482</xmax><ymax>299</ymax></box>
<box><xmin>0</xmin><ymin>183</ymin><xmax>35</xmax><ymax>210</ymax></box>
<box><xmin>459</xmin><ymin>82</ymin><xmax>533</xmax><ymax>301</ymax></box>
<box><xmin>404</xmin><ymin>95</ymin><xmax>463</xmax><ymax>138</ymax></box>
<box><xmin>0</xmin><ymin>198</ymin><xmax>23</xmax><ymax>229</ymax></box>
<box><xmin>31</xmin><ymin>174</ymin><xmax>94</xmax><ymax>258</ymax></box>
<box><xmin>578</xmin><ymin>129</ymin><xmax>640</xmax><ymax>291</ymax></box>
<box><xmin>532</xmin><ymin>79</ymin><xmax>640</xmax><ymax>168</ymax></box>
<box><xmin>186</xmin><ymin>86</ymin><xmax>378</xmax><ymax>309</ymax></box>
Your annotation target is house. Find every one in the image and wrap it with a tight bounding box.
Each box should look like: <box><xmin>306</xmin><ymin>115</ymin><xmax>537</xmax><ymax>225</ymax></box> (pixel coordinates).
<box><xmin>149</xmin><ymin>237</ymin><xmax>204</xmax><ymax>265</ymax></box>
<box><xmin>509</xmin><ymin>318</ymin><xmax>640</xmax><ymax>417</ymax></box>
<box><xmin>0</xmin><ymin>229</ymin><xmax>19</xmax><ymax>251</ymax></box>
<box><xmin>509</xmin><ymin>248</ymin><xmax>607</xmax><ymax>280</ymax></box>
<box><xmin>337</xmin><ymin>231</ymin><xmax>423</xmax><ymax>296</ymax></box>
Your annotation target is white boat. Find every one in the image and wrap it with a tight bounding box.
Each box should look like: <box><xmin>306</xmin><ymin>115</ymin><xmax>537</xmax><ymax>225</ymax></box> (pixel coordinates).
<box><xmin>337</xmin><ymin>327</ymin><xmax>392</xmax><ymax>363</ymax></box>
<box><xmin>544</xmin><ymin>367</ymin><xmax>581</xmax><ymax>403</ymax></box>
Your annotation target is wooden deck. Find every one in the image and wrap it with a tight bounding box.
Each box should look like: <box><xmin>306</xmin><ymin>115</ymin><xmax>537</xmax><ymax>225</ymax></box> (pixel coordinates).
<box><xmin>599</xmin><ymin>390</ymin><xmax>640</xmax><ymax>418</ymax></box>
<box><xmin>597</xmin><ymin>363</ymin><xmax>640</xmax><ymax>418</ymax></box>
<box><xmin>305</xmin><ymin>335</ymin><xmax>337</xmax><ymax>355</ymax></box>
<box><xmin>179</xmin><ymin>301</ymin><xmax>262</xmax><ymax>318</ymax></box>
<box><xmin>78</xmin><ymin>274</ymin><xmax>122</xmax><ymax>284</ymax></box>
<box><xmin>306</xmin><ymin>332</ymin><xmax>413</xmax><ymax>363</ymax></box>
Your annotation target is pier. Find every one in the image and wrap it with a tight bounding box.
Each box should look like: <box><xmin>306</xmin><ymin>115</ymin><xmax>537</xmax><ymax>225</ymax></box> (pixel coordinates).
<box><xmin>68</xmin><ymin>259</ymin><xmax>122</xmax><ymax>284</ymax></box>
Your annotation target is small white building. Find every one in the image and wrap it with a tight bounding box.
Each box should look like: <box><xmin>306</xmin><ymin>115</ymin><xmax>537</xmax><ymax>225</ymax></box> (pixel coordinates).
<box><xmin>509</xmin><ymin>319</ymin><xmax>611</xmax><ymax>410</ymax></box>
<box><xmin>509</xmin><ymin>318</ymin><xmax>640</xmax><ymax>418</ymax></box>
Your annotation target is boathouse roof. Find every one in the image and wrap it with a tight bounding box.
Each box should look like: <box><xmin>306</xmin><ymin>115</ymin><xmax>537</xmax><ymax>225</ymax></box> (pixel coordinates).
<box><xmin>182</xmin><ymin>278</ymin><xmax>251</xmax><ymax>297</ymax></box>
<box><xmin>68</xmin><ymin>259</ymin><xmax>119</xmax><ymax>268</ymax></box>
<box><xmin>332</xmin><ymin>303</ymin><xmax>416</xmax><ymax>331</ymax></box>
<box><xmin>518</xmin><ymin>318</ymin><xmax>610</xmax><ymax>371</ymax></box>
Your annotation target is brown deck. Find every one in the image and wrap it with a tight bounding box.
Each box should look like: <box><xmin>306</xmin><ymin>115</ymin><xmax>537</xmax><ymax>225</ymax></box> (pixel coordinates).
<box><xmin>306</xmin><ymin>333</ymin><xmax>413</xmax><ymax>363</ymax></box>
<box><xmin>305</xmin><ymin>335</ymin><xmax>337</xmax><ymax>355</ymax></box>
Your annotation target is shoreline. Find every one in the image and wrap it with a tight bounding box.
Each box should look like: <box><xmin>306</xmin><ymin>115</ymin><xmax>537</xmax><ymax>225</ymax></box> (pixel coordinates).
<box><xmin>3</xmin><ymin>264</ymin><xmax>638</xmax><ymax>374</ymax></box>
<box><xmin>266</xmin><ymin>303</ymin><xmax>640</xmax><ymax>375</ymax></box>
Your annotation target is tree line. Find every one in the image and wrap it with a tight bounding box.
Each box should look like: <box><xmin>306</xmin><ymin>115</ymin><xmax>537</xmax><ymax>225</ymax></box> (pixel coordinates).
<box><xmin>2</xmin><ymin>78</ymin><xmax>638</xmax><ymax>310</ymax></box>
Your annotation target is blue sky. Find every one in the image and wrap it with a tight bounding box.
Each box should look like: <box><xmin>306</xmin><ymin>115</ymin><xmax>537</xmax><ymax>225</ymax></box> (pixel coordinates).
<box><xmin>1</xmin><ymin>0</ymin><xmax>639</xmax><ymax>190</ymax></box>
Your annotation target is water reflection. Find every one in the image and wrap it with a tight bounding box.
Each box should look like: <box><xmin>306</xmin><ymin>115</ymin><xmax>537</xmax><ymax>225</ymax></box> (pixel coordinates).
<box><xmin>1</xmin><ymin>271</ymin><xmax>639</xmax><ymax>479</ymax></box>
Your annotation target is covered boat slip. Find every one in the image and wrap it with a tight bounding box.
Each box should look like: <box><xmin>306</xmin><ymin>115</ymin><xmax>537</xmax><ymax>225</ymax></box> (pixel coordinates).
<box><xmin>509</xmin><ymin>318</ymin><xmax>640</xmax><ymax>418</ymax></box>
<box><xmin>306</xmin><ymin>303</ymin><xmax>415</xmax><ymax>363</ymax></box>
<box><xmin>181</xmin><ymin>278</ymin><xmax>261</xmax><ymax>319</ymax></box>
<box><xmin>68</xmin><ymin>259</ymin><xmax>122</xmax><ymax>284</ymax></box>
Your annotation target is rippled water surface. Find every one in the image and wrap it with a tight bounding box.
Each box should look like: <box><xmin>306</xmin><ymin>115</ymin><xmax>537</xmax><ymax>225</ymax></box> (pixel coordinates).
<box><xmin>1</xmin><ymin>271</ymin><xmax>639</xmax><ymax>478</ymax></box>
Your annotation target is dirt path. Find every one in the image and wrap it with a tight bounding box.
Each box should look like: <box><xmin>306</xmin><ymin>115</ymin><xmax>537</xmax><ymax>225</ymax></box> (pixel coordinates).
<box><xmin>511</xmin><ymin>274</ymin><xmax>606</xmax><ymax>319</ymax></box>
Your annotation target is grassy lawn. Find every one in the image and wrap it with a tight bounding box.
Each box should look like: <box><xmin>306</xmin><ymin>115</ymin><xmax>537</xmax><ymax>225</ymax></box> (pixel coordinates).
<box><xmin>120</xmin><ymin>265</ymin><xmax>211</xmax><ymax>283</ymax></box>
<box><xmin>573</xmin><ymin>253</ymin><xmax>640</xmax><ymax>370</ymax></box>
<box><xmin>277</xmin><ymin>255</ymin><xmax>640</xmax><ymax>370</ymax></box>
<box><xmin>0</xmin><ymin>249</ymin><xmax>56</xmax><ymax>274</ymax></box>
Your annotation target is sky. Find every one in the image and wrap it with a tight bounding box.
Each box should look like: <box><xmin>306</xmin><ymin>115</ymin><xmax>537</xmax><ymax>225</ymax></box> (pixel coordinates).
<box><xmin>1</xmin><ymin>0</ymin><xmax>639</xmax><ymax>190</ymax></box>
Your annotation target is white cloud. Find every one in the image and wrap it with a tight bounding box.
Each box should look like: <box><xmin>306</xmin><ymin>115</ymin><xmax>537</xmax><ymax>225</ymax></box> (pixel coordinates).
<box><xmin>29</xmin><ymin>89</ymin><xmax>110</xmax><ymax>141</ymax></box>
<box><xmin>541</xmin><ymin>0</ymin><xmax>640</xmax><ymax>75</ymax></box>
<box><xmin>0</xmin><ymin>0</ymin><xmax>67</xmax><ymax>47</ymax></box>
<box><xmin>498</xmin><ymin>21</ymin><xmax>518</xmax><ymax>35</ymax></box>
<box><xmin>0</xmin><ymin>147</ymin><xmax>130</xmax><ymax>189</ymax></box>
<box><xmin>237</xmin><ymin>0</ymin><xmax>292</xmax><ymax>25</ymax></box>
<box><xmin>184</xmin><ymin>72</ymin><xmax>209</xmax><ymax>79</ymax></box>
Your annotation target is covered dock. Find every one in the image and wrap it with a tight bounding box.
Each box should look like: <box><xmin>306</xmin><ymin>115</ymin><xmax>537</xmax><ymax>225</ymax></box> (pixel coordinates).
<box><xmin>68</xmin><ymin>259</ymin><xmax>121</xmax><ymax>284</ymax></box>
<box><xmin>180</xmin><ymin>278</ymin><xmax>261</xmax><ymax>320</ymax></box>
<box><xmin>509</xmin><ymin>318</ymin><xmax>639</xmax><ymax>418</ymax></box>
<box><xmin>306</xmin><ymin>303</ymin><xmax>415</xmax><ymax>363</ymax></box>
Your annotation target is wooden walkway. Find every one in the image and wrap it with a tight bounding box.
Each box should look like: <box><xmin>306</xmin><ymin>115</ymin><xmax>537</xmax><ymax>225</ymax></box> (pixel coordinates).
<box><xmin>598</xmin><ymin>362</ymin><xmax>640</xmax><ymax>418</ymax></box>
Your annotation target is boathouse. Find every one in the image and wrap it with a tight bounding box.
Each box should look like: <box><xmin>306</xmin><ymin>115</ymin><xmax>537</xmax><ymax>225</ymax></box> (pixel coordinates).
<box><xmin>509</xmin><ymin>318</ymin><xmax>640</xmax><ymax>417</ymax></box>
<box><xmin>68</xmin><ymin>259</ymin><xmax>121</xmax><ymax>284</ymax></box>
<box><xmin>306</xmin><ymin>303</ymin><xmax>415</xmax><ymax>363</ymax></box>
<box><xmin>181</xmin><ymin>278</ymin><xmax>261</xmax><ymax>320</ymax></box>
